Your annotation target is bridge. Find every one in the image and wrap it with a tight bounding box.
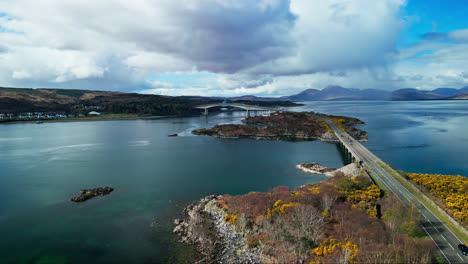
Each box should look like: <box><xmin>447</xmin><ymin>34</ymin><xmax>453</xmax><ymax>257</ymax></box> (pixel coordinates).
<box><xmin>320</xmin><ymin>116</ymin><xmax>468</xmax><ymax>264</ymax></box>
<box><xmin>194</xmin><ymin>103</ymin><xmax>279</xmax><ymax>117</ymax></box>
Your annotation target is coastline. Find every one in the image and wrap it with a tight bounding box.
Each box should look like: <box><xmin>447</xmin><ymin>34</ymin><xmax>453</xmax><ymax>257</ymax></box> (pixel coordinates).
<box><xmin>193</xmin><ymin>129</ymin><xmax>342</xmax><ymax>142</ymax></box>
<box><xmin>174</xmin><ymin>163</ymin><xmax>360</xmax><ymax>263</ymax></box>
<box><xmin>0</xmin><ymin>114</ymin><xmax>193</xmax><ymax>125</ymax></box>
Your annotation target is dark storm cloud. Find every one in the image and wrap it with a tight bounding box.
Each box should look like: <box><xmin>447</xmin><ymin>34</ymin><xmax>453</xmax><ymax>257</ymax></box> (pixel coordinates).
<box><xmin>87</xmin><ymin>0</ymin><xmax>297</xmax><ymax>74</ymax></box>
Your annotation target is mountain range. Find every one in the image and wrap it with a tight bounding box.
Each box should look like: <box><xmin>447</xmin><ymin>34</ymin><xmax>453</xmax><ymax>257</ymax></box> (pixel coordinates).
<box><xmin>2</xmin><ymin>85</ymin><xmax>468</xmax><ymax>115</ymax></box>
<box><xmin>224</xmin><ymin>85</ymin><xmax>468</xmax><ymax>101</ymax></box>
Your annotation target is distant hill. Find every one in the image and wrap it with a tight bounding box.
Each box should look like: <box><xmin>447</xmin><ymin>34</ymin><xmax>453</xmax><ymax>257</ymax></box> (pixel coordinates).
<box><xmin>0</xmin><ymin>87</ymin><xmax>298</xmax><ymax>115</ymax></box>
<box><xmin>0</xmin><ymin>87</ymin><xmax>216</xmax><ymax>115</ymax></box>
<box><xmin>286</xmin><ymin>88</ymin><xmax>321</xmax><ymax>101</ymax></box>
<box><xmin>277</xmin><ymin>86</ymin><xmax>391</xmax><ymax>101</ymax></box>
<box><xmin>391</xmin><ymin>88</ymin><xmax>445</xmax><ymax>100</ymax></box>
<box><xmin>391</xmin><ymin>86</ymin><xmax>468</xmax><ymax>101</ymax></box>
<box><xmin>449</xmin><ymin>91</ymin><xmax>468</xmax><ymax>100</ymax></box>
<box><xmin>431</xmin><ymin>88</ymin><xmax>461</xmax><ymax>97</ymax></box>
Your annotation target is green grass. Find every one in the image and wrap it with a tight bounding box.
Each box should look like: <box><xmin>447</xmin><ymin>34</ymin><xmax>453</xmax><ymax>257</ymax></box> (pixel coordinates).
<box><xmin>378</xmin><ymin>162</ymin><xmax>468</xmax><ymax>245</ymax></box>
<box><xmin>434</xmin><ymin>252</ymin><xmax>447</xmax><ymax>264</ymax></box>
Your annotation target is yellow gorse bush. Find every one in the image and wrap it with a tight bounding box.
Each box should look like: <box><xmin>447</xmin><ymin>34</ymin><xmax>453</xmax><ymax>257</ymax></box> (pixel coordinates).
<box><xmin>329</xmin><ymin>117</ymin><xmax>347</xmax><ymax>130</ymax></box>
<box><xmin>224</xmin><ymin>213</ymin><xmax>238</xmax><ymax>225</ymax></box>
<box><xmin>307</xmin><ymin>187</ymin><xmax>320</xmax><ymax>194</ymax></box>
<box><xmin>406</xmin><ymin>173</ymin><xmax>468</xmax><ymax>222</ymax></box>
<box><xmin>266</xmin><ymin>200</ymin><xmax>299</xmax><ymax>218</ymax></box>
<box><xmin>343</xmin><ymin>185</ymin><xmax>380</xmax><ymax>217</ymax></box>
<box><xmin>311</xmin><ymin>238</ymin><xmax>359</xmax><ymax>262</ymax></box>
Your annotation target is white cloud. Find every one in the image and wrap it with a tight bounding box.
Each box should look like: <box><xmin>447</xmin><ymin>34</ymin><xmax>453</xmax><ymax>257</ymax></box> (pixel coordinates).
<box><xmin>124</xmin><ymin>52</ymin><xmax>194</xmax><ymax>73</ymax></box>
<box><xmin>9</xmin><ymin>0</ymin><xmax>463</xmax><ymax>96</ymax></box>
<box><xmin>392</xmin><ymin>41</ymin><xmax>468</xmax><ymax>89</ymax></box>
<box><xmin>12</xmin><ymin>70</ymin><xmax>31</xmax><ymax>80</ymax></box>
<box><xmin>448</xmin><ymin>29</ymin><xmax>468</xmax><ymax>43</ymax></box>
<box><xmin>249</xmin><ymin>0</ymin><xmax>405</xmax><ymax>76</ymax></box>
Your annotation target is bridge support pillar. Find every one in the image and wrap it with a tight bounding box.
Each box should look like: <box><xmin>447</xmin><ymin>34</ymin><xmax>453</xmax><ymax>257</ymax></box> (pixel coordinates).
<box><xmin>204</xmin><ymin>108</ymin><xmax>208</xmax><ymax>115</ymax></box>
<box><xmin>246</xmin><ymin>109</ymin><xmax>250</xmax><ymax>118</ymax></box>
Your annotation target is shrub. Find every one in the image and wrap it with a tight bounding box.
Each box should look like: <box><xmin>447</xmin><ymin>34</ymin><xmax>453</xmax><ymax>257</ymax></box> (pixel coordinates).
<box><xmin>247</xmin><ymin>237</ymin><xmax>260</xmax><ymax>248</ymax></box>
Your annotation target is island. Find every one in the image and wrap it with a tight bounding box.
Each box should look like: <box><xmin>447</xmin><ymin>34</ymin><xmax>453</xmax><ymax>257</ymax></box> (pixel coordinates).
<box><xmin>70</xmin><ymin>187</ymin><xmax>114</xmax><ymax>202</ymax></box>
<box><xmin>192</xmin><ymin>112</ymin><xmax>368</xmax><ymax>142</ymax></box>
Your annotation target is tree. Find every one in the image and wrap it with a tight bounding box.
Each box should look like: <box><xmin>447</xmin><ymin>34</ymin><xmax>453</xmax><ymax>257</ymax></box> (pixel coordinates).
<box><xmin>287</xmin><ymin>204</ymin><xmax>326</xmax><ymax>242</ymax></box>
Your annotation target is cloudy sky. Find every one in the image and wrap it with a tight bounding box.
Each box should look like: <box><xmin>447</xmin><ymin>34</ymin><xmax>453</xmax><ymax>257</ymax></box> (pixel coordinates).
<box><xmin>0</xmin><ymin>0</ymin><xmax>467</xmax><ymax>96</ymax></box>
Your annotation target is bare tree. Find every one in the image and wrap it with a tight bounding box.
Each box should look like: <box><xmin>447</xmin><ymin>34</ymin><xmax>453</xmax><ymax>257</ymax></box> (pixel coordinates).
<box><xmin>287</xmin><ymin>204</ymin><xmax>327</xmax><ymax>242</ymax></box>
<box><xmin>319</xmin><ymin>186</ymin><xmax>339</xmax><ymax>213</ymax></box>
<box><xmin>236</xmin><ymin>213</ymin><xmax>250</xmax><ymax>237</ymax></box>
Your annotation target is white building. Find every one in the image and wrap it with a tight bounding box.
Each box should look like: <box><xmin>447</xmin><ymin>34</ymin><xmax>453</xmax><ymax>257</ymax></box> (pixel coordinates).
<box><xmin>88</xmin><ymin>111</ymin><xmax>101</xmax><ymax>116</ymax></box>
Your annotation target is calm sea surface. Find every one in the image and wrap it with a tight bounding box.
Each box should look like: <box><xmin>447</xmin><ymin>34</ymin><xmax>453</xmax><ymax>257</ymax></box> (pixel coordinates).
<box><xmin>0</xmin><ymin>101</ymin><xmax>467</xmax><ymax>263</ymax></box>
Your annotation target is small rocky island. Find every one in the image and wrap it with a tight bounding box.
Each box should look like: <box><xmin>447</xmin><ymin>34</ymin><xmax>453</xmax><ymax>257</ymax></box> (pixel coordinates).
<box><xmin>297</xmin><ymin>162</ymin><xmax>360</xmax><ymax>177</ymax></box>
<box><xmin>70</xmin><ymin>187</ymin><xmax>114</xmax><ymax>202</ymax></box>
<box><xmin>192</xmin><ymin>112</ymin><xmax>367</xmax><ymax>142</ymax></box>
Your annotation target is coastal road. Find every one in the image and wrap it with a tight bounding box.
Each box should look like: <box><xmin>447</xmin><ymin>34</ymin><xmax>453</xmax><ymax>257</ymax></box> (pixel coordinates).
<box><xmin>320</xmin><ymin>116</ymin><xmax>468</xmax><ymax>264</ymax></box>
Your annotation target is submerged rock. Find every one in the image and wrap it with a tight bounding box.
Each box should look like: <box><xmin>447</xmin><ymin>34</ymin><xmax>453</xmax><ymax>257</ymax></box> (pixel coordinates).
<box><xmin>70</xmin><ymin>187</ymin><xmax>114</xmax><ymax>202</ymax></box>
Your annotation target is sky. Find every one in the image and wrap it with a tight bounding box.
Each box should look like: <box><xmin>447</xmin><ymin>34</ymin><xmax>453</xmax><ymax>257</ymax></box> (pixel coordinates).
<box><xmin>0</xmin><ymin>0</ymin><xmax>467</xmax><ymax>97</ymax></box>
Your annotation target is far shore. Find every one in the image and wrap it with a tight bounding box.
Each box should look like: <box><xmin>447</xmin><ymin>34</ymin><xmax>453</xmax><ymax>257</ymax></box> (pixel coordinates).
<box><xmin>0</xmin><ymin>108</ymin><xmax>265</xmax><ymax>125</ymax></box>
<box><xmin>0</xmin><ymin>114</ymin><xmax>200</xmax><ymax>125</ymax></box>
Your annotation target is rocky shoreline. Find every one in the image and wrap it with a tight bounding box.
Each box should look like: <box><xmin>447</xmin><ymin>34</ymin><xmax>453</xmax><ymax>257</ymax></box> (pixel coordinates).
<box><xmin>192</xmin><ymin>128</ymin><xmax>339</xmax><ymax>142</ymax></box>
<box><xmin>173</xmin><ymin>196</ymin><xmax>267</xmax><ymax>264</ymax></box>
<box><xmin>295</xmin><ymin>162</ymin><xmax>336</xmax><ymax>175</ymax></box>
<box><xmin>297</xmin><ymin>162</ymin><xmax>360</xmax><ymax>177</ymax></box>
<box><xmin>174</xmin><ymin>163</ymin><xmax>360</xmax><ymax>263</ymax></box>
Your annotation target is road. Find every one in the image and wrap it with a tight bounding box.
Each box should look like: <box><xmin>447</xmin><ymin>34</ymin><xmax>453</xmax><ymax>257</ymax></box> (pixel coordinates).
<box><xmin>321</xmin><ymin>117</ymin><xmax>468</xmax><ymax>264</ymax></box>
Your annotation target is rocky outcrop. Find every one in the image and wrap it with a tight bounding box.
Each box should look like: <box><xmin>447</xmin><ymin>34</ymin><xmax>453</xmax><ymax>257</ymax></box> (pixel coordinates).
<box><xmin>192</xmin><ymin>128</ymin><xmax>218</xmax><ymax>136</ymax></box>
<box><xmin>70</xmin><ymin>187</ymin><xmax>114</xmax><ymax>202</ymax></box>
<box><xmin>174</xmin><ymin>196</ymin><xmax>267</xmax><ymax>264</ymax></box>
<box><xmin>297</xmin><ymin>162</ymin><xmax>360</xmax><ymax>177</ymax></box>
<box><xmin>296</xmin><ymin>162</ymin><xmax>337</xmax><ymax>175</ymax></box>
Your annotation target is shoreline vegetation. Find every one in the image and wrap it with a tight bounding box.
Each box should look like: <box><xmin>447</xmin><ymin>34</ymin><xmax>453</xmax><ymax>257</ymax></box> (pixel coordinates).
<box><xmin>179</xmin><ymin>112</ymin><xmax>447</xmax><ymax>263</ymax></box>
<box><xmin>192</xmin><ymin>112</ymin><xmax>368</xmax><ymax>142</ymax></box>
<box><xmin>174</xmin><ymin>170</ymin><xmax>438</xmax><ymax>263</ymax></box>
